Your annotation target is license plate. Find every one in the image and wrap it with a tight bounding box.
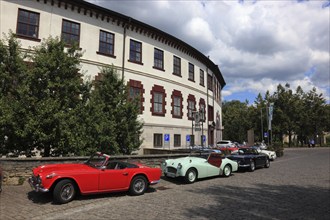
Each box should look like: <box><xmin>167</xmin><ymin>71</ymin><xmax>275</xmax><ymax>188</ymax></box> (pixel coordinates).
<box><xmin>166</xmin><ymin>172</ymin><xmax>176</xmax><ymax>178</ymax></box>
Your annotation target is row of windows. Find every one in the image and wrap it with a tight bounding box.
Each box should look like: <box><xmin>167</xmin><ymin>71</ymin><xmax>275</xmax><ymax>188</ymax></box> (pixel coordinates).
<box><xmin>153</xmin><ymin>133</ymin><xmax>205</xmax><ymax>148</ymax></box>
<box><xmin>15</xmin><ymin>8</ymin><xmax>219</xmax><ymax>91</ymax></box>
<box><xmin>129</xmin><ymin>80</ymin><xmax>208</xmax><ymax>121</ymax></box>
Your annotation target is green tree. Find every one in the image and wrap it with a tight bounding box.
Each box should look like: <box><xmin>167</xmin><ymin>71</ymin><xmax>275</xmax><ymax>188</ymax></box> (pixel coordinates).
<box><xmin>303</xmin><ymin>87</ymin><xmax>327</xmax><ymax>145</ymax></box>
<box><xmin>0</xmin><ymin>33</ymin><xmax>31</xmax><ymax>155</ymax></box>
<box><xmin>87</xmin><ymin>66</ymin><xmax>143</xmax><ymax>155</ymax></box>
<box><xmin>222</xmin><ymin>100</ymin><xmax>252</xmax><ymax>143</ymax></box>
<box><xmin>27</xmin><ymin>37</ymin><xmax>89</xmax><ymax>156</ymax></box>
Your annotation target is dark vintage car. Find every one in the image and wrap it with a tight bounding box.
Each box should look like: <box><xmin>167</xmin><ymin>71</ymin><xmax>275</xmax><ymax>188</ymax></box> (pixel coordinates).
<box><xmin>227</xmin><ymin>148</ymin><xmax>270</xmax><ymax>171</ymax></box>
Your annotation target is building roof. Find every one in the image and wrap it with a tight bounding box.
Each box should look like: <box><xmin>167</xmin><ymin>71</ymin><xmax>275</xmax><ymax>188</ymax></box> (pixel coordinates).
<box><xmin>51</xmin><ymin>0</ymin><xmax>226</xmax><ymax>88</ymax></box>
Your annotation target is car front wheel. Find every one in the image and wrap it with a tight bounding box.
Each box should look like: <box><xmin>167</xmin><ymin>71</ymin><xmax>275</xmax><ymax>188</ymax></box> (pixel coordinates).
<box><xmin>249</xmin><ymin>161</ymin><xmax>256</xmax><ymax>172</ymax></box>
<box><xmin>129</xmin><ymin>176</ymin><xmax>147</xmax><ymax>196</ymax></box>
<box><xmin>265</xmin><ymin>158</ymin><xmax>270</xmax><ymax>168</ymax></box>
<box><xmin>185</xmin><ymin>168</ymin><xmax>197</xmax><ymax>184</ymax></box>
<box><xmin>222</xmin><ymin>164</ymin><xmax>232</xmax><ymax>177</ymax></box>
<box><xmin>53</xmin><ymin>179</ymin><xmax>76</xmax><ymax>204</ymax></box>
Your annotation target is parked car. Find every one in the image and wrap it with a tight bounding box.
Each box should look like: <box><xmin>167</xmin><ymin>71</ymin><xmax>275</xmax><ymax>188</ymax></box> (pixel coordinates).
<box><xmin>216</xmin><ymin>140</ymin><xmax>239</xmax><ymax>154</ymax></box>
<box><xmin>28</xmin><ymin>152</ymin><xmax>162</xmax><ymax>204</ymax></box>
<box><xmin>161</xmin><ymin>152</ymin><xmax>238</xmax><ymax>183</ymax></box>
<box><xmin>216</xmin><ymin>140</ymin><xmax>235</xmax><ymax>148</ymax></box>
<box><xmin>251</xmin><ymin>146</ymin><xmax>277</xmax><ymax>161</ymax></box>
<box><xmin>227</xmin><ymin>148</ymin><xmax>270</xmax><ymax>172</ymax></box>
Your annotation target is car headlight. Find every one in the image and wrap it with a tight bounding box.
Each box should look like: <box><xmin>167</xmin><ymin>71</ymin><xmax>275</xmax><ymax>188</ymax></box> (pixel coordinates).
<box><xmin>162</xmin><ymin>161</ymin><xmax>167</xmax><ymax>167</ymax></box>
<box><xmin>46</xmin><ymin>173</ymin><xmax>56</xmax><ymax>179</ymax></box>
<box><xmin>177</xmin><ymin>163</ymin><xmax>182</xmax><ymax>169</ymax></box>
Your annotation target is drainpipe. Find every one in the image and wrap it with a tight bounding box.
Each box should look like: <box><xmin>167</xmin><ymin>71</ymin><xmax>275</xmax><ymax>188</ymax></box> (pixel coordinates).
<box><xmin>206</xmin><ymin>67</ymin><xmax>209</xmax><ymax>147</ymax></box>
<box><xmin>122</xmin><ymin>17</ymin><xmax>131</xmax><ymax>81</ymax></box>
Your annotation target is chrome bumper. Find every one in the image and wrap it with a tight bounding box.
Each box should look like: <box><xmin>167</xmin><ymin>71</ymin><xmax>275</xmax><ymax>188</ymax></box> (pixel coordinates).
<box><xmin>238</xmin><ymin>164</ymin><xmax>250</xmax><ymax>168</ymax></box>
<box><xmin>28</xmin><ymin>177</ymin><xmax>49</xmax><ymax>193</ymax></box>
<box><xmin>150</xmin><ymin>180</ymin><xmax>160</xmax><ymax>185</ymax></box>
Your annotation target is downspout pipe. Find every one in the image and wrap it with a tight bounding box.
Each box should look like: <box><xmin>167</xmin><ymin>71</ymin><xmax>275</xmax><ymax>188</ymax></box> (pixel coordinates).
<box><xmin>122</xmin><ymin>17</ymin><xmax>131</xmax><ymax>81</ymax></box>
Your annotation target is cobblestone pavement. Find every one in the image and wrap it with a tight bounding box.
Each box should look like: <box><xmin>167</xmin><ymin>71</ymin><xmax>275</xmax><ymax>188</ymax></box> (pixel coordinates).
<box><xmin>0</xmin><ymin>148</ymin><xmax>329</xmax><ymax>220</ymax></box>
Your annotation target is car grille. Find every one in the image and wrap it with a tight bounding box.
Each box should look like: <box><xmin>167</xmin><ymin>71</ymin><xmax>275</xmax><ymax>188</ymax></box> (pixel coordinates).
<box><xmin>30</xmin><ymin>175</ymin><xmax>41</xmax><ymax>185</ymax></box>
<box><xmin>167</xmin><ymin>167</ymin><xmax>177</xmax><ymax>174</ymax></box>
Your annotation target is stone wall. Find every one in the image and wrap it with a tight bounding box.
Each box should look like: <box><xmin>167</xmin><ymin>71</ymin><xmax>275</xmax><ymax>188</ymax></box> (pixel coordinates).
<box><xmin>0</xmin><ymin>153</ymin><xmax>191</xmax><ymax>185</ymax></box>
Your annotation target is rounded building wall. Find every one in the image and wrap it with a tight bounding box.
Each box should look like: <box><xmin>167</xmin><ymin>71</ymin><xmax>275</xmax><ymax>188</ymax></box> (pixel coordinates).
<box><xmin>0</xmin><ymin>0</ymin><xmax>224</xmax><ymax>154</ymax></box>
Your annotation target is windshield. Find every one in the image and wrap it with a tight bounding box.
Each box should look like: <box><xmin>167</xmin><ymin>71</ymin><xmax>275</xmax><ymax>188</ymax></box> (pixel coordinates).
<box><xmin>238</xmin><ymin>148</ymin><xmax>256</xmax><ymax>155</ymax></box>
<box><xmin>86</xmin><ymin>153</ymin><xmax>107</xmax><ymax>168</ymax></box>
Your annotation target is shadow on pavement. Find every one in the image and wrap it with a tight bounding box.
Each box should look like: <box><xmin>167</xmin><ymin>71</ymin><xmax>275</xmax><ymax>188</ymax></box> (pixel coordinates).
<box><xmin>27</xmin><ymin>186</ymin><xmax>158</xmax><ymax>205</ymax></box>
<box><xmin>183</xmin><ymin>183</ymin><xmax>330</xmax><ymax>219</ymax></box>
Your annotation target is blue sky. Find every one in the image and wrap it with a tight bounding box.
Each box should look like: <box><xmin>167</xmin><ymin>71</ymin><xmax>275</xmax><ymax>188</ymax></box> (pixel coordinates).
<box><xmin>88</xmin><ymin>0</ymin><xmax>330</xmax><ymax>104</ymax></box>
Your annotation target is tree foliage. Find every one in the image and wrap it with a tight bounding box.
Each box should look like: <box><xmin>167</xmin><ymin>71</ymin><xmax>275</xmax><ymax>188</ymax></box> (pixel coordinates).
<box><xmin>222</xmin><ymin>83</ymin><xmax>329</xmax><ymax>147</ymax></box>
<box><xmin>87</xmin><ymin>66</ymin><xmax>143</xmax><ymax>155</ymax></box>
<box><xmin>0</xmin><ymin>35</ymin><xmax>143</xmax><ymax>157</ymax></box>
<box><xmin>222</xmin><ymin>100</ymin><xmax>253</xmax><ymax>143</ymax></box>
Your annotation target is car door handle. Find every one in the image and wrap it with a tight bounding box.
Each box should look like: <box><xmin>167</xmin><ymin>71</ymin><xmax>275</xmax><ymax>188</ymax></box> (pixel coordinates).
<box><xmin>122</xmin><ymin>172</ymin><xmax>128</xmax><ymax>176</ymax></box>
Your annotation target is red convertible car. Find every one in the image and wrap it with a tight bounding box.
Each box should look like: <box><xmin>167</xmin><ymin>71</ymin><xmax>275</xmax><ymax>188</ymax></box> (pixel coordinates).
<box><xmin>28</xmin><ymin>152</ymin><xmax>161</xmax><ymax>204</ymax></box>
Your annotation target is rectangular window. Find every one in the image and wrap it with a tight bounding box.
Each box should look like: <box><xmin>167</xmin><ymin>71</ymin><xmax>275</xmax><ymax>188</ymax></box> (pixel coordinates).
<box><xmin>154</xmin><ymin>133</ymin><xmax>163</xmax><ymax>147</ymax></box>
<box><xmin>173</xmin><ymin>56</ymin><xmax>181</xmax><ymax>76</ymax></box>
<box><xmin>17</xmin><ymin>9</ymin><xmax>40</xmax><ymax>39</ymax></box>
<box><xmin>188</xmin><ymin>63</ymin><xmax>194</xmax><ymax>81</ymax></box>
<box><xmin>129</xmin><ymin>39</ymin><xmax>142</xmax><ymax>63</ymax></box>
<box><xmin>62</xmin><ymin>19</ymin><xmax>80</xmax><ymax>46</ymax></box>
<box><xmin>173</xmin><ymin>96</ymin><xmax>181</xmax><ymax>117</ymax></box>
<box><xmin>153</xmin><ymin>48</ymin><xmax>164</xmax><ymax>70</ymax></box>
<box><xmin>200</xmin><ymin>104</ymin><xmax>205</xmax><ymax>121</ymax></box>
<box><xmin>208</xmin><ymin>105</ymin><xmax>214</xmax><ymax>122</ymax></box>
<box><xmin>98</xmin><ymin>30</ymin><xmax>114</xmax><ymax>56</ymax></box>
<box><xmin>129</xmin><ymin>86</ymin><xmax>142</xmax><ymax>113</ymax></box>
<box><xmin>200</xmin><ymin>69</ymin><xmax>204</xmax><ymax>86</ymax></box>
<box><xmin>188</xmin><ymin>100</ymin><xmax>194</xmax><ymax>119</ymax></box>
<box><xmin>129</xmin><ymin>87</ymin><xmax>140</xmax><ymax>99</ymax></box>
<box><xmin>207</xmin><ymin>74</ymin><xmax>213</xmax><ymax>91</ymax></box>
<box><xmin>174</xmin><ymin>134</ymin><xmax>181</xmax><ymax>147</ymax></box>
<box><xmin>154</xmin><ymin>92</ymin><xmax>163</xmax><ymax>113</ymax></box>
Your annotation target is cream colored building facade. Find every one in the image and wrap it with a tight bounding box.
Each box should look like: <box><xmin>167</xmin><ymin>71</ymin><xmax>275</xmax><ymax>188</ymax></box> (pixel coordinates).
<box><xmin>0</xmin><ymin>0</ymin><xmax>226</xmax><ymax>154</ymax></box>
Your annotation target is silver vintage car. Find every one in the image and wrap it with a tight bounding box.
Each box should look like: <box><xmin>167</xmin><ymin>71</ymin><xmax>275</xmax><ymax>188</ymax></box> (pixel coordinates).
<box><xmin>161</xmin><ymin>153</ymin><xmax>238</xmax><ymax>183</ymax></box>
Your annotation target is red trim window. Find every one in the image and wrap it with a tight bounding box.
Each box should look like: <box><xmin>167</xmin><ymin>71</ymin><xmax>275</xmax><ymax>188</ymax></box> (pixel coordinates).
<box><xmin>129</xmin><ymin>39</ymin><xmax>143</xmax><ymax>64</ymax></box>
<box><xmin>16</xmin><ymin>9</ymin><xmax>40</xmax><ymax>40</ymax></box>
<box><xmin>199</xmin><ymin>98</ymin><xmax>206</xmax><ymax>122</ymax></box>
<box><xmin>188</xmin><ymin>63</ymin><xmax>195</xmax><ymax>82</ymax></box>
<box><xmin>200</xmin><ymin>69</ymin><xmax>205</xmax><ymax>87</ymax></box>
<box><xmin>150</xmin><ymin>85</ymin><xmax>166</xmax><ymax>116</ymax></box>
<box><xmin>173</xmin><ymin>55</ymin><xmax>181</xmax><ymax>76</ymax></box>
<box><xmin>187</xmin><ymin>94</ymin><xmax>196</xmax><ymax>120</ymax></box>
<box><xmin>153</xmin><ymin>48</ymin><xmax>164</xmax><ymax>71</ymax></box>
<box><xmin>129</xmin><ymin>79</ymin><xmax>145</xmax><ymax>114</ymax></box>
<box><xmin>207</xmin><ymin>73</ymin><xmax>213</xmax><ymax>91</ymax></box>
<box><xmin>61</xmin><ymin>19</ymin><xmax>80</xmax><ymax>46</ymax></box>
<box><xmin>97</xmin><ymin>30</ymin><xmax>115</xmax><ymax>57</ymax></box>
<box><xmin>171</xmin><ymin>90</ymin><xmax>183</xmax><ymax>119</ymax></box>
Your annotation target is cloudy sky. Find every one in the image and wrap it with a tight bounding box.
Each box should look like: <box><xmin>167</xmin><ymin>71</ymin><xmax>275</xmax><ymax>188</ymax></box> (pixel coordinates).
<box><xmin>87</xmin><ymin>0</ymin><xmax>330</xmax><ymax>104</ymax></box>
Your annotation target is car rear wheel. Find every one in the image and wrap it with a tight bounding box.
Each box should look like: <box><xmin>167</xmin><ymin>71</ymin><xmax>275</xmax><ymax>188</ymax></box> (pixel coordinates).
<box><xmin>249</xmin><ymin>161</ymin><xmax>256</xmax><ymax>172</ymax></box>
<box><xmin>265</xmin><ymin>158</ymin><xmax>270</xmax><ymax>168</ymax></box>
<box><xmin>222</xmin><ymin>164</ymin><xmax>232</xmax><ymax>177</ymax></box>
<box><xmin>185</xmin><ymin>168</ymin><xmax>197</xmax><ymax>184</ymax></box>
<box><xmin>53</xmin><ymin>179</ymin><xmax>76</xmax><ymax>204</ymax></box>
<box><xmin>129</xmin><ymin>176</ymin><xmax>147</xmax><ymax>196</ymax></box>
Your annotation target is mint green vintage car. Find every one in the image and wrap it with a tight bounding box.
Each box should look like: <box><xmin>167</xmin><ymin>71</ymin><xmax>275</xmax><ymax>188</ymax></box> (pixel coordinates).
<box><xmin>161</xmin><ymin>153</ymin><xmax>238</xmax><ymax>183</ymax></box>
